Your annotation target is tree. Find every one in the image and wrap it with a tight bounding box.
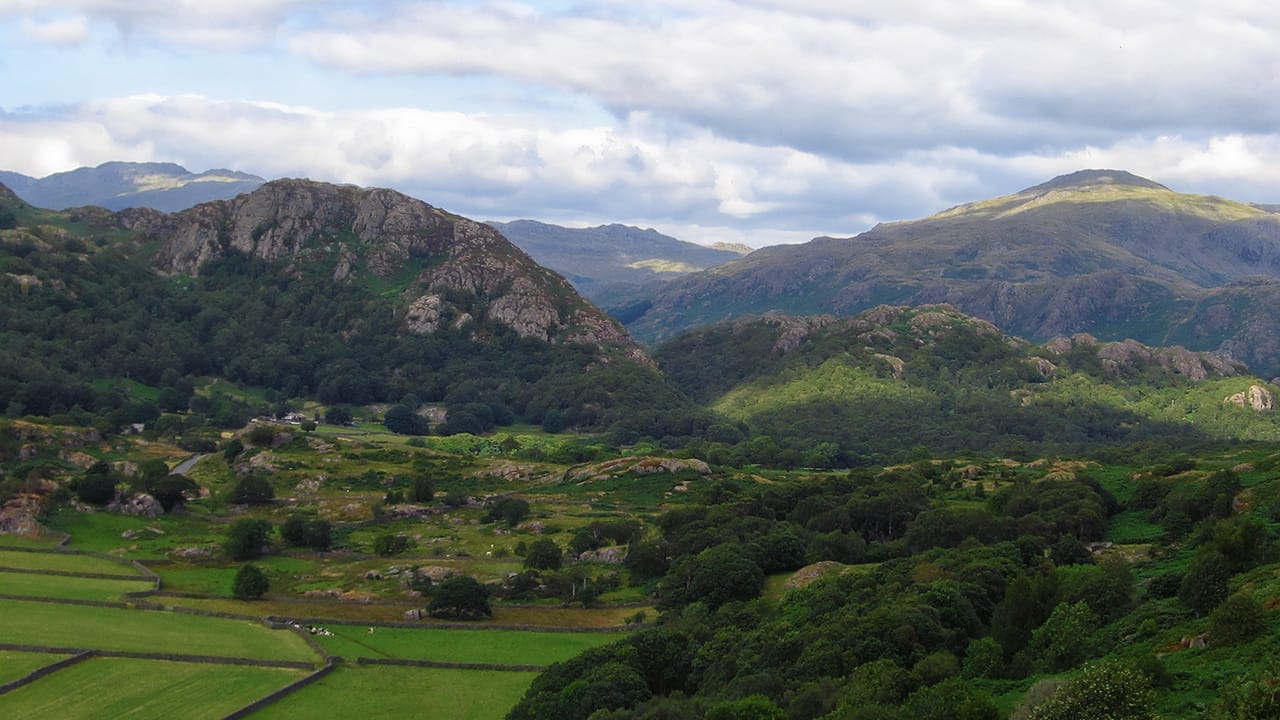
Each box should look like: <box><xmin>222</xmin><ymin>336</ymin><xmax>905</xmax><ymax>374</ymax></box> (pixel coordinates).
<box><xmin>224</xmin><ymin>518</ymin><xmax>273</xmax><ymax>561</ymax></box>
<box><xmin>1208</xmin><ymin>591</ymin><xmax>1267</xmax><ymax>646</ymax></box>
<box><xmin>228</xmin><ymin>475</ymin><xmax>275</xmax><ymax>504</ymax></box>
<box><xmin>384</xmin><ymin>404</ymin><xmax>428</xmax><ymax>435</ymax></box>
<box><xmin>1027</xmin><ymin>661</ymin><xmax>1156</xmax><ymax>720</ymax></box>
<box><xmin>524</xmin><ymin>538</ymin><xmax>563</xmax><ymax>571</ymax></box>
<box><xmin>281</xmin><ymin>513</ymin><xmax>331</xmax><ymax>551</ymax></box>
<box><xmin>233</xmin><ymin>564</ymin><xmax>269</xmax><ymax>600</ymax></box>
<box><xmin>1180</xmin><ymin>551</ymin><xmax>1230</xmax><ymax>616</ymax></box>
<box><xmin>1049</xmin><ymin>536</ymin><xmax>1093</xmax><ymax>566</ymax></box>
<box><xmin>76</xmin><ymin>462</ymin><xmax>118</xmax><ymax>505</ymax></box>
<box><xmin>324</xmin><ymin>405</ymin><xmax>352</xmax><ymax>425</ymax></box>
<box><xmin>149</xmin><ymin>474</ymin><xmax>198</xmax><ymax>512</ymax></box>
<box><xmin>485</xmin><ymin>496</ymin><xmax>530</xmax><ymax>526</ymax></box>
<box><xmin>1028</xmin><ymin>601</ymin><xmax>1098</xmax><ymax>672</ymax></box>
<box><xmin>411</xmin><ymin>475</ymin><xmax>434</xmax><ymax>503</ymax></box>
<box><xmin>373</xmin><ymin>533</ymin><xmax>413</xmax><ymax>556</ymax></box>
<box><xmin>428</xmin><ymin>576</ymin><xmax>492</xmax><ymax>619</ymax></box>
<box><xmin>658</xmin><ymin>543</ymin><xmax>764</xmax><ymax>611</ymax></box>
<box><xmin>705</xmin><ymin>695</ymin><xmax>784</xmax><ymax>720</ymax></box>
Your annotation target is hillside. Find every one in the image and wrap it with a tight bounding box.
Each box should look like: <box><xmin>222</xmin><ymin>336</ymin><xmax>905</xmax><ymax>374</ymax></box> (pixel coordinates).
<box><xmin>487</xmin><ymin>220</ymin><xmax>745</xmax><ymax>308</ymax></box>
<box><xmin>0</xmin><ymin>178</ymin><xmax>700</xmax><ymax>440</ymax></box>
<box><xmin>654</xmin><ymin>305</ymin><xmax>1280</xmax><ymax>464</ymax></box>
<box><xmin>1</xmin><ymin>161</ymin><xmax>265</xmax><ymax>213</ymax></box>
<box><xmin>627</xmin><ymin>170</ymin><xmax>1280</xmax><ymax>378</ymax></box>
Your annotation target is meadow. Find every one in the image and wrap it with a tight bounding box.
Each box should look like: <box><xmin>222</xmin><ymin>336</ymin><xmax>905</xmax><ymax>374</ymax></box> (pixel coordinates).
<box><xmin>0</xmin><ymin>549</ymin><xmax>144</xmax><ymax>575</ymax></box>
<box><xmin>0</xmin><ymin>650</ymin><xmax>68</xmax><ymax>684</ymax></box>
<box><xmin>252</xmin><ymin>664</ymin><xmax>539</xmax><ymax>720</ymax></box>
<box><xmin>0</xmin><ymin>571</ymin><xmax>154</xmax><ymax>602</ymax></box>
<box><xmin>313</xmin><ymin>625</ymin><xmax>620</xmax><ymax>666</ymax></box>
<box><xmin>0</xmin><ymin>598</ymin><xmax>317</xmax><ymax>662</ymax></box>
<box><xmin>0</xmin><ymin>657</ymin><xmax>306</xmax><ymax>720</ymax></box>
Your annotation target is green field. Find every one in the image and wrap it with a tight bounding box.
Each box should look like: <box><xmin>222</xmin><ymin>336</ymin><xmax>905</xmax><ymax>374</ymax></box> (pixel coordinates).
<box><xmin>0</xmin><ymin>657</ymin><xmax>305</xmax><ymax>720</ymax></box>
<box><xmin>0</xmin><ymin>549</ymin><xmax>144</xmax><ymax>576</ymax></box>
<box><xmin>314</xmin><ymin>625</ymin><xmax>620</xmax><ymax>666</ymax></box>
<box><xmin>0</xmin><ymin>650</ymin><xmax>69</xmax><ymax>684</ymax></box>
<box><xmin>0</xmin><ymin>571</ymin><xmax>154</xmax><ymax>602</ymax></box>
<box><xmin>0</xmin><ymin>599</ymin><xmax>318</xmax><ymax>662</ymax></box>
<box><xmin>253</xmin><ymin>664</ymin><xmax>537</xmax><ymax>720</ymax></box>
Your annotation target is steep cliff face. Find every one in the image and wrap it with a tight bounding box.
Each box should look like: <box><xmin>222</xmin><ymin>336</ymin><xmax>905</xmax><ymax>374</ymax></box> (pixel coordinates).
<box><xmin>121</xmin><ymin>180</ymin><xmax>644</xmax><ymax>359</ymax></box>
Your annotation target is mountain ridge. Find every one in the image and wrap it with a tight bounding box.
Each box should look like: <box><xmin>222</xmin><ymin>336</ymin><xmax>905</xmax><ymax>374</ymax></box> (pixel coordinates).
<box><xmin>3</xmin><ymin>161</ymin><xmax>266</xmax><ymax>213</ymax></box>
<box><xmin>627</xmin><ymin>170</ymin><xmax>1280</xmax><ymax>378</ymax></box>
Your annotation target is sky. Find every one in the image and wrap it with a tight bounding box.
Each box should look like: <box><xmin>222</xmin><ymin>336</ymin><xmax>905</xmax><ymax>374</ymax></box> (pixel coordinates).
<box><xmin>2</xmin><ymin>1</ymin><xmax>1279</xmax><ymax>248</ymax></box>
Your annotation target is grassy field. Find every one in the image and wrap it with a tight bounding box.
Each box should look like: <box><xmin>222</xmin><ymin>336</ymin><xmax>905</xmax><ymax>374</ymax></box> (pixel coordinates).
<box><xmin>314</xmin><ymin>625</ymin><xmax>620</xmax><ymax>666</ymax></box>
<box><xmin>41</xmin><ymin>511</ymin><xmax>224</xmax><ymax>561</ymax></box>
<box><xmin>0</xmin><ymin>650</ymin><xmax>69</xmax><ymax>684</ymax></box>
<box><xmin>161</xmin><ymin>594</ymin><xmax>650</xmax><ymax>628</ymax></box>
<box><xmin>0</xmin><ymin>657</ymin><xmax>306</xmax><ymax>720</ymax></box>
<box><xmin>0</xmin><ymin>599</ymin><xmax>317</xmax><ymax>662</ymax></box>
<box><xmin>0</xmin><ymin>571</ymin><xmax>154</xmax><ymax>602</ymax></box>
<box><xmin>253</xmin><ymin>664</ymin><xmax>538</xmax><ymax>720</ymax></box>
<box><xmin>0</xmin><ymin>549</ymin><xmax>144</xmax><ymax>576</ymax></box>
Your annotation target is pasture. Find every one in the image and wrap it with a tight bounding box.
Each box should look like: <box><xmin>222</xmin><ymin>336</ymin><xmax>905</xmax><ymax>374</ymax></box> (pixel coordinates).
<box><xmin>253</xmin><ymin>664</ymin><xmax>538</xmax><ymax>720</ymax></box>
<box><xmin>0</xmin><ymin>571</ymin><xmax>154</xmax><ymax>602</ymax></box>
<box><xmin>0</xmin><ymin>650</ymin><xmax>68</xmax><ymax>684</ymax></box>
<box><xmin>0</xmin><ymin>549</ymin><xmax>143</xmax><ymax>576</ymax></box>
<box><xmin>314</xmin><ymin>625</ymin><xmax>620</xmax><ymax>666</ymax></box>
<box><xmin>0</xmin><ymin>657</ymin><xmax>306</xmax><ymax>720</ymax></box>
<box><xmin>0</xmin><ymin>598</ymin><xmax>317</xmax><ymax>662</ymax></box>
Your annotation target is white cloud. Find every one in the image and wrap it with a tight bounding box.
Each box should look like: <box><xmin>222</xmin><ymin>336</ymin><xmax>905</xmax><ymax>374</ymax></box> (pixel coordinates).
<box><xmin>20</xmin><ymin>15</ymin><xmax>89</xmax><ymax>46</ymax></box>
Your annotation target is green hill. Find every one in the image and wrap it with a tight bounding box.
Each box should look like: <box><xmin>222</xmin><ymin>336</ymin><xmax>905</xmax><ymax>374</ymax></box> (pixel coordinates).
<box><xmin>629</xmin><ymin>170</ymin><xmax>1280</xmax><ymax>378</ymax></box>
<box><xmin>655</xmin><ymin>305</ymin><xmax>1280</xmax><ymax>465</ymax></box>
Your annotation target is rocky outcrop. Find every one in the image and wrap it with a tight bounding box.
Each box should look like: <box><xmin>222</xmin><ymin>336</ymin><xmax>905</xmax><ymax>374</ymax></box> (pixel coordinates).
<box><xmin>122</xmin><ymin>179</ymin><xmax>645</xmax><ymax>359</ymax></box>
<box><xmin>1225</xmin><ymin>385</ymin><xmax>1275</xmax><ymax>412</ymax></box>
<box><xmin>109</xmin><ymin>493</ymin><xmax>164</xmax><ymax>518</ymax></box>
<box><xmin>1045</xmin><ymin>334</ymin><xmax>1243</xmax><ymax>380</ymax></box>
<box><xmin>565</xmin><ymin>456</ymin><xmax>712</xmax><ymax>483</ymax></box>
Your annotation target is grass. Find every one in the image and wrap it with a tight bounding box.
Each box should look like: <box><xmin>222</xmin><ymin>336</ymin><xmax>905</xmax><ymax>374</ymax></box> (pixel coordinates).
<box><xmin>0</xmin><ymin>657</ymin><xmax>306</xmax><ymax>720</ymax></box>
<box><xmin>41</xmin><ymin>510</ymin><xmax>223</xmax><ymax>560</ymax></box>
<box><xmin>159</xmin><ymin>594</ymin><xmax>649</xmax><ymax>628</ymax></box>
<box><xmin>0</xmin><ymin>549</ymin><xmax>143</xmax><ymax>576</ymax></box>
<box><xmin>253</xmin><ymin>664</ymin><xmax>538</xmax><ymax>720</ymax></box>
<box><xmin>314</xmin><ymin>625</ymin><xmax>621</xmax><ymax>666</ymax></box>
<box><xmin>0</xmin><ymin>598</ymin><xmax>317</xmax><ymax>662</ymax></box>
<box><xmin>0</xmin><ymin>651</ymin><xmax>69</xmax><ymax>684</ymax></box>
<box><xmin>0</xmin><ymin>571</ymin><xmax>154</xmax><ymax>602</ymax></box>
<box><xmin>1105</xmin><ymin>511</ymin><xmax>1166</xmax><ymax>544</ymax></box>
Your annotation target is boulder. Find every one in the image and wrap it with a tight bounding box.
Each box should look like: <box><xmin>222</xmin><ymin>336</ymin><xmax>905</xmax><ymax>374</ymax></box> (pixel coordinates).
<box><xmin>109</xmin><ymin>493</ymin><xmax>164</xmax><ymax>518</ymax></box>
<box><xmin>1225</xmin><ymin>385</ymin><xmax>1275</xmax><ymax>412</ymax></box>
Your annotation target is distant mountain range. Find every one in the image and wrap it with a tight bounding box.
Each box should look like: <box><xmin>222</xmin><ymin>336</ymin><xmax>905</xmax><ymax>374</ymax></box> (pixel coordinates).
<box><xmin>627</xmin><ymin>170</ymin><xmax>1280</xmax><ymax>378</ymax></box>
<box><xmin>0</xmin><ymin>163</ymin><xmax>749</xmax><ymax>309</ymax></box>
<box><xmin>0</xmin><ymin>162</ymin><xmax>265</xmax><ymax>212</ymax></box>
<box><xmin>487</xmin><ymin>220</ymin><xmax>747</xmax><ymax>307</ymax></box>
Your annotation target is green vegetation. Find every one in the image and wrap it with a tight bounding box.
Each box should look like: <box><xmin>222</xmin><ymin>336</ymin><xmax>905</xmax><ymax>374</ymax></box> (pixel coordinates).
<box><xmin>314</xmin><ymin>626</ymin><xmax>618</xmax><ymax>666</ymax></box>
<box><xmin>0</xmin><ymin>658</ymin><xmax>305</xmax><ymax>720</ymax></box>
<box><xmin>0</xmin><ymin>598</ymin><xmax>316</xmax><ymax>661</ymax></box>
<box><xmin>0</xmin><ymin>651</ymin><xmax>69</xmax><ymax>685</ymax></box>
<box><xmin>0</xmin><ymin>549</ymin><xmax>144</xmax><ymax>575</ymax></box>
<box><xmin>255</xmin><ymin>665</ymin><xmax>539</xmax><ymax>720</ymax></box>
<box><xmin>0</xmin><ymin>571</ymin><xmax>153</xmax><ymax>602</ymax></box>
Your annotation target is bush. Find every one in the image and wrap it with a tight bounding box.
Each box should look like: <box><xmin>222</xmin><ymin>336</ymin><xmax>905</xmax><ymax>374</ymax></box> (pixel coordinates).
<box><xmin>228</xmin><ymin>475</ymin><xmax>275</xmax><ymax>504</ymax></box>
<box><xmin>233</xmin><ymin>564</ymin><xmax>269</xmax><ymax>600</ymax></box>
<box><xmin>524</xmin><ymin>538</ymin><xmax>563</xmax><ymax>571</ymax></box>
<box><xmin>1026</xmin><ymin>661</ymin><xmax>1156</xmax><ymax>720</ymax></box>
<box><xmin>224</xmin><ymin>518</ymin><xmax>273</xmax><ymax>561</ymax></box>
<box><xmin>280</xmin><ymin>514</ymin><xmax>332</xmax><ymax>551</ymax></box>
<box><xmin>373</xmin><ymin>533</ymin><xmax>413</xmax><ymax>556</ymax></box>
<box><xmin>428</xmin><ymin>576</ymin><xmax>492</xmax><ymax>619</ymax></box>
<box><xmin>1208</xmin><ymin>591</ymin><xmax>1267</xmax><ymax>646</ymax></box>
<box><xmin>76</xmin><ymin>471</ymin><xmax>118</xmax><ymax>506</ymax></box>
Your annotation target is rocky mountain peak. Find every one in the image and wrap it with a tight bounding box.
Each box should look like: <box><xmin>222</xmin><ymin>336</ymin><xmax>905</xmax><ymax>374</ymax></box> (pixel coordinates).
<box><xmin>119</xmin><ymin>179</ymin><xmax>646</xmax><ymax>360</ymax></box>
<box><xmin>1021</xmin><ymin>169</ymin><xmax>1170</xmax><ymax>195</ymax></box>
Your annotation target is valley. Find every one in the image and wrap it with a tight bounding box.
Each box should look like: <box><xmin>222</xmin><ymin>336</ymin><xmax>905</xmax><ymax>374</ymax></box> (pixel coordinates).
<box><xmin>3</xmin><ymin>168</ymin><xmax>1280</xmax><ymax>720</ymax></box>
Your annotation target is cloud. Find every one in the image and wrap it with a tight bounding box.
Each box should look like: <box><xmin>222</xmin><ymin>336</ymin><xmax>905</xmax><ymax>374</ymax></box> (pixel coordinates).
<box><xmin>0</xmin><ymin>0</ymin><xmax>309</xmax><ymax>48</ymax></box>
<box><xmin>291</xmin><ymin>1</ymin><xmax>1280</xmax><ymax>161</ymax></box>
<box><xmin>6</xmin><ymin>93</ymin><xmax>1280</xmax><ymax>250</ymax></box>
<box><xmin>20</xmin><ymin>15</ymin><xmax>89</xmax><ymax>46</ymax></box>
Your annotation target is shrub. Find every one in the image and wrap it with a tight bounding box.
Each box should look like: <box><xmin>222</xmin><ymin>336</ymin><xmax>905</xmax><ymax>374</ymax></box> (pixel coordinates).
<box><xmin>1208</xmin><ymin>591</ymin><xmax>1267</xmax><ymax>646</ymax></box>
<box><xmin>224</xmin><ymin>518</ymin><xmax>273</xmax><ymax>561</ymax></box>
<box><xmin>228</xmin><ymin>475</ymin><xmax>275</xmax><ymax>505</ymax></box>
<box><xmin>233</xmin><ymin>564</ymin><xmax>269</xmax><ymax>600</ymax></box>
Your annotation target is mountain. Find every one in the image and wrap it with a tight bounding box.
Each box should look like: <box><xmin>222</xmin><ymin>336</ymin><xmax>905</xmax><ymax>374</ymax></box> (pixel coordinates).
<box><xmin>1</xmin><ymin>161</ymin><xmax>265</xmax><ymax>212</ymax></box>
<box><xmin>487</xmin><ymin>220</ymin><xmax>744</xmax><ymax>308</ymax></box>
<box><xmin>0</xmin><ymin>178</ymin><xmax>704</xmax><ymax>438</ymax></box>
<box><xmin>627</xmin><ymin>170</ymin><xmax>1280</xmax><ymax>377</ymax></box>
<box><xmin>654</xmin><ymin>304</ymin><xmax>1280</xmax><ymax>464</ymax></box>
